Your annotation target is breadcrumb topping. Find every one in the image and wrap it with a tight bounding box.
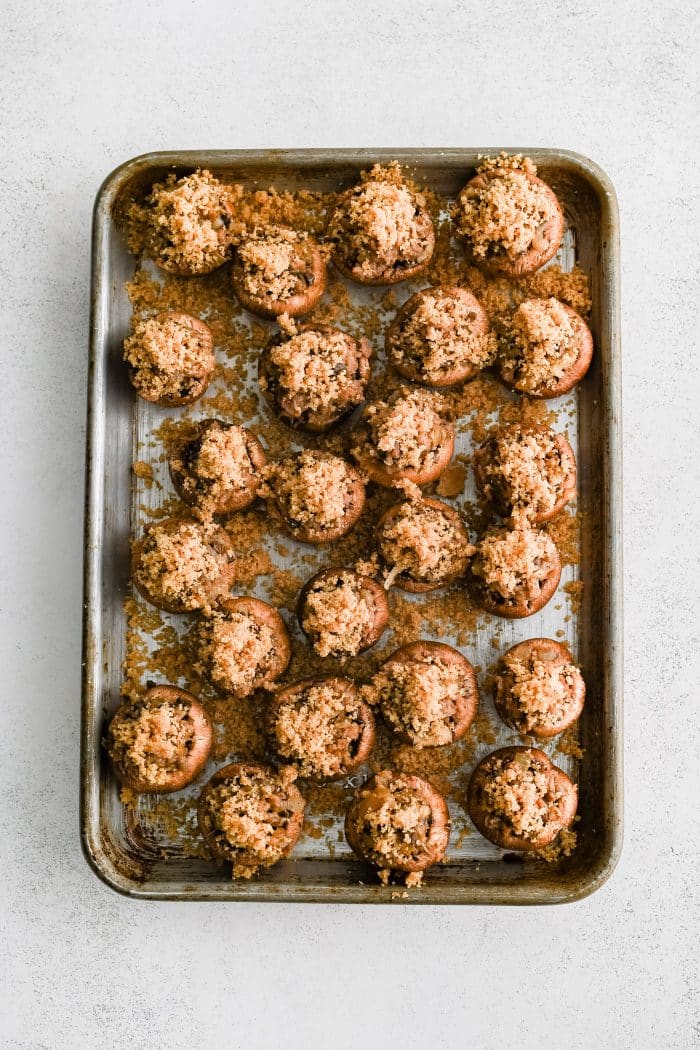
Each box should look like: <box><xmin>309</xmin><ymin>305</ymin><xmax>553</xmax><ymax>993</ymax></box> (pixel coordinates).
<box><xmin>357</xmin><ymin>389</ymin><xmax>450</xmax><ymax>473</ymax></box>
<box><xmin>172</xmin><ymin>423</ymin><xmax>261</xmax><ymax>514</ymax></box>
<box><xmin>472</xmin><ymin>527</ymin><xmax>556</xmax><ymax>602</ymax></box>
<box><xmin>481</xmin><ymin>752</ymin><xmax>565</xmax><ymax>840</ymax></box>
<box><xmin>480</xmin><ymin>426</ymin><xmax>569</xmax><ymax>522</ymax></box>
<box><xmin>455</xmin><ymin>163</ymin><xmax>559</xmax><ymax>263</ymax></box>
<box><xmin>301</xmin><ymin>572</ymin><xmax>380</xmax><ymax>658</ymax></box>
<box><xmin>262</xmin><ymin>451</ymin><xmax>359</xmax><ymax>531</ymax></box>
<box><xmin>133</xmin><ymin>170</ymin><xmax>233</xmax><ymax>273</ymax></box>
<box><xmin>202</xmin><ymin>766</ymin><xmax>303</xmax><ymax>878</ymax></box>
<box><xmin>379</xmin><ymin>501</ymin><xmax>474</xmax><ymax>585</ymax></box>
<box><xmin>498</xmin><ymin>646</ymin><xmax>583</xmax><ymax>734</ymax></box>
<box><xmin>272</xmin><ymin>681</ymin><xmax>365</xmax><ymax>779</ymax></box>
<box><xmin>363</xmin><ymin>656</ymin><xmax>468</xmax><ymax>748</ymax></box>
<box><xmin>237</xmin><ymin>227</ymin><xmax>316</xmax><ymax>302</ymax></box>
<box><xmin>351</xmin><ymin>775</ymin><xmax>434</xmax><ymax>875</ymax></box>
<box><xmin>109</xmin><ymin>702</ymin><xmax>195</xmax><ymax>787</ymax></box>
<box><xmin>330</xmin><ymin>164</ymin><xmax>433</xmax><ymax>279</ymax></box>
<box><xmin>134</xmin><ymin>520</ymin><xmax>231</xmax><ymax>611</ymax></box>
<box><xmin>391</xmin><ymin>288</ymin><xmax>496</xmax><ymax>381</ymax></box>
<box><xmin>499</xmin><ymin>298</ymin><xmax>578</xmax><ymax>392</ymax></box>
<box><xmin>198</xmin><ymin>610</ymin><xmax>275</xmax><ymax>696</ymax></box>
<box><xmin>123</xmin><ymin>313</ymin><xmax>214</xmax><ymax>403</ymax></box>
<box><xmin>264</xmin><ymin>329</ymin><xmax>368</xmax><ymax>418</ymax></box>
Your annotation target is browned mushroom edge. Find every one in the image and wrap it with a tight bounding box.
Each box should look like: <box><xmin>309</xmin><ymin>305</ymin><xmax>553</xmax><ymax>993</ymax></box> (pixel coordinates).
<box><xmin>467</xmin><ymin>746</ymin><xmax>578</xmax><ymax>850</ymax></box>
<box><xmin>297</xmin><ymin>567</ymin><xmax>389</xmax><ymax>658</ymax></box>
<box><xmin>493</xmin><ymin>638</ymin><xmax>585</xmax><ymax>738</ymax></box>
<box><xmin>105</xmin><ymin>685</ymin><xmax>212</xmax><ymax>794</ymax></box>
<box><xmin>131</xmin><ymin>517</ymin><xmax>236</xmax><ymax>614</ymax></box>
<box><xmin>266</xmin><ymin>676</ymin><xmax>375</xmax><ymax>781</ymax></box>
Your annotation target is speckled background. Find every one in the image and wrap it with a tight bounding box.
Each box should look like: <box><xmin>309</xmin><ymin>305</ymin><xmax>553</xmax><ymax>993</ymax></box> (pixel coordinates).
<box><xmin>2</xmin><ymin>1</ymin><xmax>698</xmax><ymax>1047</ymax></box>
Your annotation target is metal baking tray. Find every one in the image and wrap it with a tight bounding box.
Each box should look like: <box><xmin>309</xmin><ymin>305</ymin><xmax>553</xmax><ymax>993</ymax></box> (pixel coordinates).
<box><xmin>82</xmin><ymin>149</ymin><xmax>622</xmax><ymax>903</ymax></box>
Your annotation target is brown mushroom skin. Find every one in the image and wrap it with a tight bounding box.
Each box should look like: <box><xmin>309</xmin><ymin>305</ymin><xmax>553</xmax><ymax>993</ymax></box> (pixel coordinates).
<box><xmin>201</xmin><ymin>596</ymin><xmax>292</xmax><ymax>695</ymax></box>
<box><xmin>329</xmin><ymin>190</ymin><xmax>435</xmax><ymax>286</ymax></box>
<box><xmin>131</xmin><ymin>518</ymin><xmax>236</xmax><ymax>614</ymax></box>
<box><xmin>106</xmin><ymin>685</ymin><xmax>212</xmax><ymax>794</ymax></box>
<box><xmin>266</xmin><ymin>459</ymin><xmax>366</xmax><ymax>545</ymax></box>
<box><xmin>499</xmin><ymin>302</ymin><xmax>594</xmax><ymax>399</ymax></box>
<box><xmin>259</xmin><ymin>326</ymin><xmax>372</xmax><ymax>433</ymax></box>
<box><xmin>267</xmin><ymin>677</ymin><xmax>376</xmax><ymax>781</ymax></box>
<box><xmin>467</xmin><ymin>746</ymin><xmax>578</xmax><ymax>850</ymax></box>
<box><xmin>345</xmin><ymin>770</ymin><xmax>450</xmax><ymax>876</ymax></box>
<box><xmin>197</xmin><ymin>761</ymin><xmax>305</xmax><ymax>868</ymax></box>
<box><xmin>296</xmin><ymin>568</ymin><xmax>389</xmax><ymax>656</ymax></box>
<box><xmin>377</xmin><ymin>498</ymin><xmax>471</xmax><ymax>593</ymax></box>
<box><xmin>469</xmin><ymin>528</ymin><xmax>562</xmax><ymax>618</ymax></box>
<box><xmin>128</xmin><ymin>312</ymin><xmax>215</xmax><ymax>408</ymax></box>
<box><xmin>378</xmin><ymin>641</ymin><xmax>479</xmax><ymax>744</ymax></box>
<box><xmin>493</xmin><ymin>638</ymin><xmax>585</xmax><ymax>738</ymax></box>
<box><xmin>456</xmin><ymin>169</ymin><xmax>565</xmax><ymax>277</ymax></box>
<box><xmin>231</xmin><ymin>237</ymin><xmax>327</xmax><ymax>319</ymax></box>
<box><xmin>168</xmin><ymin>419</ymin><xmax>267</xmax><ymax>515</ymax></box>
<box><xmin>385</xmin><ymin>287</ymin><xmax>490</xmax><ymax>387</ymax></box>
<box><xmin>473</xmin><ymin>424</ymin><xmax>577</xmax><ymax>524</ymax></box>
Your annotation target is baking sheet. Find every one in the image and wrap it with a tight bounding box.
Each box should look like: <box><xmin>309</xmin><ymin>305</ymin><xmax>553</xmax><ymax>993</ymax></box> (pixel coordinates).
<box><xmin>82</xmin><ymin>149</ymin><xmax>622</xmax><ymax>902</ymax></box>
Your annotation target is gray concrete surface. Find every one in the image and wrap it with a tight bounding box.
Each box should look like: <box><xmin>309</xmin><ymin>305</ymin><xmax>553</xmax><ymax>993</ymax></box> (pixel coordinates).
<box><xmin>1</xmin><ymin>1</ymin><xmax>698</xmax><ymax>1047</ymax></box>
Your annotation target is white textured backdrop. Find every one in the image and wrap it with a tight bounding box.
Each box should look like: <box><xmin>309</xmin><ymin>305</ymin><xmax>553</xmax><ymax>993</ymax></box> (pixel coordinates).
<box><xmin>1</xmin><ymin>1</ymin><xmax>698</xmax><ymax>1047</ymax></box>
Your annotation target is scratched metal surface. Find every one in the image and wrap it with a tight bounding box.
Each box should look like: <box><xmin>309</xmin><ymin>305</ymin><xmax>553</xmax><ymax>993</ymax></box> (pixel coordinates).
<box><xmin>81</xmin><ymin>150</ymin><xmax>622</xmax><ymax>902</ymax></box>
